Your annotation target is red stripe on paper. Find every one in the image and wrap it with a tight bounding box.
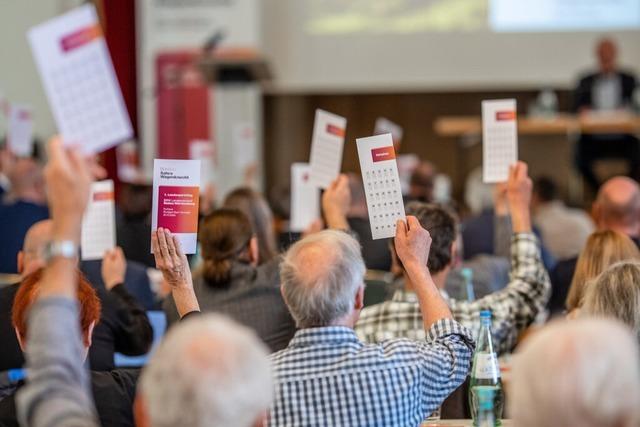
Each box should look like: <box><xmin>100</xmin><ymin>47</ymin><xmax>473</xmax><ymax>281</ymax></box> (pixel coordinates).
<box><xmin>61</xmin><ymin>25</ymin><xmax>102</xmax><ymax>52</ymax></box>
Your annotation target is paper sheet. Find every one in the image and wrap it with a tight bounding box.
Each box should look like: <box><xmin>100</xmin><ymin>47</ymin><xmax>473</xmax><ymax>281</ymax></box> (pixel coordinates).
<box><xmin>290</xmin><ymin>163</ymin><xmax>320</xmax><ymax>232</ymax></box>
<box><xmin>232</xmin><ymin>122</ymin><xmax>257</xmax><ymax>170</ymax></box>
<box><xmin>374</xmin><ymin>117</ymin><xmax>404</xmax><ymax>148</ymax></box>
<box><xmin>28</xmin><ymin>4</ymin><xmax>132</xmax><ymax>154</ymax></box>
<box><xmin>7</xmin><ymin>105</ymin><xmax>34</xmax><ymax>157</ymax></box>
<box><xmin>308</xmin><ymin>109</ymin><xmax>347</xmax><ymax>189</ymax></box>
<box><xmin>151</xmin><ymin>159</ymin><xmax>201</xmax><ymax>254</ymax></box>
<box><xmin>81</xmin><ymin>180</ymin><xmax>116</xmax><ymax>261</ymax></box>
<box><xmin>356</xmin><ymin>134</ymin><xmax>406</xmax><ymax>240</ymax></box>
<box><xmin>482</xmin><ymin>99</ymin><xmax>518</xmax><ymax>183</ymax></box>
<box><xmin>189</xmin><ymin>139</ymin><xmax>217</xmax><ymax>191</ymax></box>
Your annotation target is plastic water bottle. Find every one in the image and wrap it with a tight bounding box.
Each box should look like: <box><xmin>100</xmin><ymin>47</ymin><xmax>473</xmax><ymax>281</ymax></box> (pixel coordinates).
<box><xmin>469</xmin><ymin>310</ymin><xmax>503</xmax><ymax>426</ymax></box>
<box><xmin>461</xmin><ymin>267</ymin><xmax>475</xmax><ymax>302</ymax></box>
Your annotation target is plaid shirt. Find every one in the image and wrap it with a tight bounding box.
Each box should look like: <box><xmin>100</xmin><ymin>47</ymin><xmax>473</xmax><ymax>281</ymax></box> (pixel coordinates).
<box><xmin>269</xmin><ymin>319</ymin><xmax>474</xmax><ymax>426</ymax></box>
<box><xmin>355</xmin><ymin>232</ymin><xmax>550</xmax><ymax>355</ymax></box>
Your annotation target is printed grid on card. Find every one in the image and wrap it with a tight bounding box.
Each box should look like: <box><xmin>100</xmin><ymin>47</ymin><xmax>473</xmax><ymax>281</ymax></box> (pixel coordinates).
<box><xmin>482</xmin><ymin>99</ymin><xmax>518</xmax><ymax>183</ymax></box>
<box><xmin>357</xmin><ymin>134</ymin><xmax>406</xmax><ymax>240</ymax></box>
<box><xmin>81</xmin><ymin>181</ymin><xmax>115</xmax><ymax>260</ymax></box>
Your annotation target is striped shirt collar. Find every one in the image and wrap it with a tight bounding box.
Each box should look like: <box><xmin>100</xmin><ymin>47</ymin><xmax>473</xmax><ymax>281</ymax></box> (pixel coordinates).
<box><xmin>288</xmin><ymin>326</ymin><xmax>361</xmax><ymax>348</ymax></box>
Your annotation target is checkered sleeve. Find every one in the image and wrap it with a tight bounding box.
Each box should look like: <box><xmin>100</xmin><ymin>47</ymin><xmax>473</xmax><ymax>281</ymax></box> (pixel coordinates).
<box><xmin>418</xmin><ymin>318</ymin><xmax>475</xmax><ymax>415</ymax></box>
<box><xmin>450</xmin><ymin>232</ymin><xmax>551</xmax><ymax>354</ymax></box>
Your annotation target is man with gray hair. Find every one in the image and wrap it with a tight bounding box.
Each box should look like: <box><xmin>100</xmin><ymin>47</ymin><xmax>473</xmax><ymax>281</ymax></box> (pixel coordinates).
<box><xmin>270</xmin><ymin>219</ymin><xmax>475</xmax><ymax>425</ymax></box>
<box><xmin>135</xmin><ymin>314</ymin><xmax>273</xmax><ymax>427</ymax></box>
<box><xmin>510</xmin><ymin>318</ymin><xmax>640</xmax><ymax>427</ymax></box>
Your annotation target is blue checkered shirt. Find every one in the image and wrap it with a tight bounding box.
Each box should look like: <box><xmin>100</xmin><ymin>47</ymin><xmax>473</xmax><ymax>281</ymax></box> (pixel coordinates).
<box><xmin>268</xmin><ymin>318</ymin><xmax>474</xmax><ymax>426</ymax></box>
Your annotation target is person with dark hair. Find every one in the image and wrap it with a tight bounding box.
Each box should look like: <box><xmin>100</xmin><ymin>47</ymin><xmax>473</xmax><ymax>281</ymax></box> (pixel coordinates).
<box><xmin>532</xmin><ymin>176</ymin><xmax>594</xmax><ymax>261</ymax></box>
<box><xmin>163</xmin><ymin>208</ymin><xmax>296</xmax><ymax>352</ymax></box>
<box><xmin>223</xmin><ymin>187</ymin><xmax>279</xmax><ymax>265</ymax></box>
<box><xmin>356</xmin><ymin>162</ymin><xmax>550</xmax><ymax>356</ymax></box>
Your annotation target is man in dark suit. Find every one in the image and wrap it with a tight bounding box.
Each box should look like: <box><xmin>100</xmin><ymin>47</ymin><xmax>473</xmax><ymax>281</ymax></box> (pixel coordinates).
<box><xmin>573</xmin><ymin>37</ymin><xmax>639</xmax><ymax>192</ymax></box>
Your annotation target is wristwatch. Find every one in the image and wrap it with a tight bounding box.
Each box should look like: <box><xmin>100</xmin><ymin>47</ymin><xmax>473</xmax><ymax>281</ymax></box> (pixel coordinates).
<box><xmin>43</xmin><ymin>241</ymin><xmax>78</xmax><ymax>263</ymax></box>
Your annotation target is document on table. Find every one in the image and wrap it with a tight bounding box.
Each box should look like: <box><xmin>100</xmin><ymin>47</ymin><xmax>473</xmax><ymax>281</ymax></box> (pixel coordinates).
<box><xmin>7</xmin><ymin>105</ymin><xmax>33</xmax><ymax>157</ymax></box>
<box><xmin>374</xmin><ymin>117</ymin><xmax>404</xmax><ymax>148</ymax></box>
<box><xmin>81</xmin><ymin>180</ymin><xmax>116</xmax><ymax>261</ymax></box>
<box><xmin>482</xmin><ymin>99</ymin><xmax>518</xmax><ymax>183</ymax></box>
<box><xmin>290</xmin><ymin>163</ymin><xmax>320</xmax><ymax>232</ymax></box>
<box><xmin>151</xmin><ymin>159</ymin><xmax>201</xmax><ymax>254</ymax></box>
<box><xmin>28</xmin><ymin>4</ymin><xmax>132</xmax><ymax>154</ymax></box>
<box><xmin>356</xmin><ymin>134</ymin><xmax>406</xmax><ymax>240</ymax></box>
<box><xmin>308</xmin><ymin>109</ymin><xmax>347</xmax><ymax>189</ymax></box>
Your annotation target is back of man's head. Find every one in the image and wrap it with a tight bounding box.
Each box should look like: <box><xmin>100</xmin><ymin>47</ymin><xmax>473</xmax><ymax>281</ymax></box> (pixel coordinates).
<box><xmin>7</xmin><ymin>158</ymin><xmax>45</xmax><ymax>202</ymax></box>
<box><xmin>280</xmin><ymin>229</ymin><xmax>365</xmax><ymax>328</ymax></box>
<box><xmin>593</xmin><ymin>177</ymin><xmax>640</xmax><ymax>237</ymax></box>
<box><xmin>510</xmin><ymin>318</ymin><xmax>640</xmax><ymax>427</ymax></box>
<box><xmin>395</xmin><ymin>202</ymin><xmax>457</xmax><ymax>275</ymax></box>
<box><xmin>533</xmin><ymin>177</ymin><xmax>558</xmax><ymax>204</ymax></box>
<box><xmin>18</xmin><ymin>220</ymin><xmax>53</xmax><ymax>276</ymax></box>
<box><xmin>138</xmin><ymin>314</ymin><xmax>272</xmax><ymax>427</ymax></box>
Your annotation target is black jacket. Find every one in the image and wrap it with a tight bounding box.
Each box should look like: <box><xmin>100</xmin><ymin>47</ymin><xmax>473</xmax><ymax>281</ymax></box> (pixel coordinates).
<box><xmin>0</xmin><ymin>369</ymin><xmax>139</xmax><ymax>427</ymax></box>
<box><xmin>0</xmin><ymin>282</ymin><xmax>152</xmax><ymax>372</ymax></box>
<box><xmin>573</xmin><ymin>70</ymin><xmax>637</xmax><ymax>112</ymax></box>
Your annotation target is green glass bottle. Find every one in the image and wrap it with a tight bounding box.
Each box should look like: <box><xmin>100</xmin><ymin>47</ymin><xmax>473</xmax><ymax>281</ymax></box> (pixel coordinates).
<box><xmin>469</xmin><ymin>310</ymin><xmax>503</xmax><ymax>426</ymax></box>
<box><xmin>476</xmin><ymin>386</ymin><xmax>496</xmax><ymax>427</ymax></box>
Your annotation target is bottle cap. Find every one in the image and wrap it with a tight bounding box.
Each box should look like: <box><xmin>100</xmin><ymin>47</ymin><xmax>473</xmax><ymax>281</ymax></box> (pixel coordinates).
<box><xmin>461</xmin><ymin>268</ymin><xmax>473</xmax><ymax>282</ymax></box>
<box><xmin>480</xmin><ymin>310</ymin><xmax>492</xmax><ymax>319</ymax></box>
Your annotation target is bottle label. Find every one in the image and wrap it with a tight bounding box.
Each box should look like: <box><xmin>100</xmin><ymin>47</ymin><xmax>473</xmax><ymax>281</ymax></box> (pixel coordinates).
<box><xmin>474</xmin><ymin>352</ymin><xmax>501</xmax><ymax>380</ymax></box>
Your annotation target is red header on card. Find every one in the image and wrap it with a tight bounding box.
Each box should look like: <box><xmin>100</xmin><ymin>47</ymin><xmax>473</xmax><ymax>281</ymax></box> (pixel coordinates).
<box><xmin>326</xmin><ymin>124</ymin><xmax>345</xmax><ymax>137</ymax></box>
<box><xmin>93</xmin><ymin>191</ymin><xmax>114</xmax><ymax>202</ymax></box>
<box><xmin>60</xmin><ymin>25</ymin><xmax>102</xmax><ymax>52</ymax></box>
<box><xmin>371</xmin><ymin>146</ymin><xmax>396</xmax><ymax>163</ymax></box>
<box><xmin>495</xmin><ymin>110</ymin><xmax>516</xmax><ymax>121</ymax></box>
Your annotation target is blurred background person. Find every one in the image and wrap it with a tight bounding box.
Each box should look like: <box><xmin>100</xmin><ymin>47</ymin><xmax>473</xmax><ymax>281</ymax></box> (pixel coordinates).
<box><xmin>573</xmin><ymin>37</ymin><xmax>639</xmax><ymax>192</ymax></box>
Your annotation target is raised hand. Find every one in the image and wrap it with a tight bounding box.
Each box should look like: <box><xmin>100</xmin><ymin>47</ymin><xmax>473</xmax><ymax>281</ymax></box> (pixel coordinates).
<box><xmin>151</xmin><ymin>228</ymin><xmax>193</xmax><ymax>290</ymax></box>
<box><xmin>506</xmin><ymin>161</ymin><xmax>533</xmax><ymax>233</ymax></box>
<box><xmin>102</xmin><ymin>247</ymin><xmax>126</xmax><ymax>290</ymax></box>
<box><xmin>394</xmin><ymin>216</ymin><xmax>432</xmax><ymax>271</ymax></box>
<box><xmin>322</xmin><ymin>174</ymin><xmax>351</xmax><ymax>230</ymax></box>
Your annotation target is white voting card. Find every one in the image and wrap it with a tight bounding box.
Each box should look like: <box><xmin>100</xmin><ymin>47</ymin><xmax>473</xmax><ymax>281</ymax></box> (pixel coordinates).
<box><xmin>290</xmin><ymin>163</ymin><xmax>320</xmax><ymax>232</ymax></box>
<box><xmin>189</xmin><ymin>139</ymin><xmax>217</xmax><ymax>192</ymax></box>
<box><xmin>7</xmin><ymin>105</ymin><xmax>34</xmax><ymax>157</ymax></box>
<box><xmin>374</xmin><ymin>117</ymin><xmax>404</xmax><ymax>147</ymax></box>
<box><xmin>308</xmin><ymin>109</ymin><xmax>347</xmax><ymax>189</ymax></box>
<box><xmin>232</xmin><ymin>122</ymin><xmax>257</xmax><ymax>169</ymax></box>
<box><xmin>81</xmin><ymin>180</ymin><xmax>116</xmax><ymax>261</ymax></box>
<box><xmin>28</xmin><ymin>4</ymin><xmax>132</xmax><ymax>154</ymax></box>
<box><xmin>482</xmin><ymin>99</ymin><xmax>518</xmax><ymax>183</ymax></box>
<box><xmin>151</xmin><ymin>159</ymin><xmax>201</xmax><ymax>254</ymax></box>
<box><xmin>356</xmin><ymin>134</ymin><xmax>406</xmax><ymax>240</ymax></box>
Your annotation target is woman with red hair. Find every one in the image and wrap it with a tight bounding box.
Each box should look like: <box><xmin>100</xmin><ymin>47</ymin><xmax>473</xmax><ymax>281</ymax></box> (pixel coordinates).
<box><xmin>0</xmin><ymin>268</ymin><xmax>138</xmax><ymax>427</ymax></box>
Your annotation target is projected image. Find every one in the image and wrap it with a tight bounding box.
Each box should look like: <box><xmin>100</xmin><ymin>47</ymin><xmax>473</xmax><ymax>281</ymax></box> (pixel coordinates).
<box><xmin>307</xmin><ymin>0</ymin><xmax>488</xmax><ymax>34</ymax></box>
<box><xmin>306</xmin><ymin>0</ymin><xmax>640</xmax><ymax>34</ymax></box>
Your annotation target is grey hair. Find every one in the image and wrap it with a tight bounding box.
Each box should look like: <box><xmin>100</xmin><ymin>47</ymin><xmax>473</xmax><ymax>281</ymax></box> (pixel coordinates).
<box><xmin>582</xmin><ymin>260</ymin><xmax>640</xmax><ymax>343</ymax></box>
<box><xmin>139</xmin><ymin>314</ymin><xmax>273</xmax><ymax>427</ymax></box>
<box><xmin>280</xmin><ymin>229</ymin><xmax>366</xmax><ymax>328</ymax></box>
<box><xmin>510</xmin><ymin>318</ymin><xmax>640</xmax><ymax>427</ymax></box>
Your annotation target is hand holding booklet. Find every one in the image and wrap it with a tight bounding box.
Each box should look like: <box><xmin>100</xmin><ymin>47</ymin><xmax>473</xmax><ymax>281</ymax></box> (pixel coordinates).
<box><xmin>151</xmin><ymin>159</ymin><xmax>201</xmax><ymax>254</ymax></box>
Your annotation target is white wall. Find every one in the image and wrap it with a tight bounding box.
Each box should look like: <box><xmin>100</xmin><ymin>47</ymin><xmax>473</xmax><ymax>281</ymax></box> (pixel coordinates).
<box><xmin>262</xmin><ymin>0</ymin><xmax>640</xmax><ymax>92</ymax></box>
<box><xmin>0</xmin><ymin>0</ymin><xmax>83</xmax><ymax>138</ymax></box>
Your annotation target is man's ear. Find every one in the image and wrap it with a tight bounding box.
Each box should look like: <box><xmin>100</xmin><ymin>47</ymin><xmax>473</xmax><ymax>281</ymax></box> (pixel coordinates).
<box><xmin>14</xmin><ymin>327</ymin><xmax>25</xmax><ymax>352</ymax></box>
<box><xmin>449</xmin><ymin>240</ymin><xmax>459</xmax><ymax>267</ymax></box>
<box><xmin>591</xmin><ymin>201</ymin><xmax>602</xmax><ymax>228</ymax></box>
<box><xmin>17</xmin><ymin>251</ymin><xmax>24</xmax><ymax>275</ymax></box>
<box><xmin>354</xmin><ymin>285</ymin><xmax>365</xmax><ymax>311</ymax></box>
<box><xmin>84</xmin><ymin>321</ymin><xmax>96</xmax><ymax>348</ymax></box>
<box><xmin>249</xmin><ymin>237</ymin><xmax>259</xmax><ymax>266</ymax></box>
<box><xmin>134</xmin><ymin>395</ymin><xmax>150</xmax><ymax>427</ymax></box>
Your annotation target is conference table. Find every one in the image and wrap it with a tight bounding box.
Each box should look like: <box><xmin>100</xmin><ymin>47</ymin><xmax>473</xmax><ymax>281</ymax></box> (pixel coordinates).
<box><xmin>422</xmin><ymin>420</ymin><xmax>513</xmax><ymax>426</ymax></box>
<box><xmin>433</xmin><ymin>112</ymin><xmax>640</xmax><ymax>201</ymax></box>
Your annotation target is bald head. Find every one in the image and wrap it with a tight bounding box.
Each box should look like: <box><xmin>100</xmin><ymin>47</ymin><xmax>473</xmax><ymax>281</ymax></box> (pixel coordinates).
<box><xmin>18</xmin><ymin>220</ymin><xmax>53</xmax><ymax>276</ymax></box>
<box><xmin>596</xmin><ymin>37</ymin><xmax>618</xmax><ymax>74</ymax></box>
<box><xmin>280</xmin><ymin>230</ymin><xmax>366</xmax><ymax>328</ymax></box>
<box><xmin>593</xmin><ymin>177</ymin><xmax>640</xmax><ymax>237</ymax></box>
<box><xmin>138</xmin><ymin>314</ymin><xmax>272</xmax><ymax>427</ymax></box>
<box><xmin>510</xmin><ymin>318</ymin><xmax>640</xmax><ymax>427</ymax></box>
